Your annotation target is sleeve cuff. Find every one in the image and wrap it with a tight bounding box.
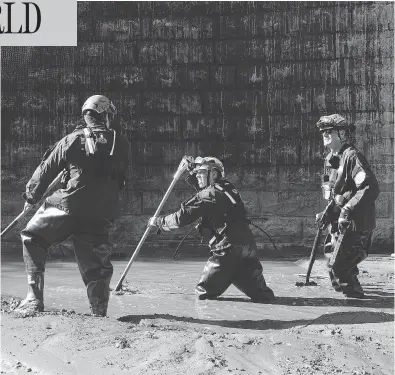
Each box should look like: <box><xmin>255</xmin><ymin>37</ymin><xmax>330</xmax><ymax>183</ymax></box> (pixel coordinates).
<box><xmin>339</xmin><ymin>207</ymin><xmax>350</xmax><ymax>220</ymax></box>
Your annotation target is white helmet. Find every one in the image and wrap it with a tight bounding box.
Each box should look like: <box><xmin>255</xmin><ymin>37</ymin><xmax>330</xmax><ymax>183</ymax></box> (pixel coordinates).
<box><xmin>194</xmin><ymin>156</ymin><xmax>225</xmax><ymax>178</ymax></box>
<box><xmin>82</xmin><ymin>95</ymin><xmax>117</xmax><ymax>116</ymax></box>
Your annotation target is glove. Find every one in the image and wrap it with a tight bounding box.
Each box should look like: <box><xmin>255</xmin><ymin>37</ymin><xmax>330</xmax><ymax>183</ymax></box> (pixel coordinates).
<box><xmin>339</xmin><ymin>207</ymin><xmax>350</xmax><ymax>221</ymax></box>
<box><xmin>148</xmin><ymin>216</ymin><xmax>163</xmax><ymax>235</ymax></box>
<box><xmin>334</xmin><ymin>194</ymin><xmax>346</xmax><ymax>207</ymax></box>
<box><xmin>338</xmin><ymin>218</ymin><xmax>352</xmax><ymax>233</ymax></box>
<box><xmin>21</xmin><ymin>191</ymin><xmax>36</xmax><ymax>205</ymax></box>
<box><xmin>148</xmin><ymin>216</ymin><xmax>163</xmax><ymax>228</ymax></box>
<box><xmin>187</xmin><ymin>163</ymin><xmax>196</xmax><ymax>172</ymax></box>
<box><xmin>315</xmin><ymin>211</ymin><xmax>324</xmax><ymax>223</ymax></box>
<box><xmin>23</xmin><ymin>201</ymin><xmax>34</xmax><ymax>212</ymax></box>
<box><xmin>338</xmin><ymin>208</ymin><xmax>355</xmax><ymax>233</ymax></box>
<box><xmin>184</xmin><ymin>156</ymin><xmax>196</xmax><ymax>172</ymax></box>
<box><xmin>334</xmin><ymin>192</ymin><xmax>352</xmax><ymax>208</ymax></box>
<box><xmin>60</xmin><ymin>169</ymin><xmax>70</xmax><ymax>189</ymax></box>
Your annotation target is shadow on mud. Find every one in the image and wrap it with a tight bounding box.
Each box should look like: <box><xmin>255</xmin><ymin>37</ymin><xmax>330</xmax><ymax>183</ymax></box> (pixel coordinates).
<box><xmin>117</xmin><ymin>310</ymin><xmax>394</xmax><ymax>331</ymax></box>
<box><xmin>364</xmin><ymin>291</ymin><xmax>394</xmax><ymax>297</ymax></box>
<box><xmin>216</xmin><ymin>295</ymin><xmax>394</xmax><ymax>308</ymax></box>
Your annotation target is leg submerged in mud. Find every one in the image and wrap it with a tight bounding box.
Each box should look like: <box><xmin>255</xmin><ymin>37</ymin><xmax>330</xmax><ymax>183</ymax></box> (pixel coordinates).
<box><xmin>73</xmin><ymin>237</ymin><xmax>113</xmax><ymax>317</ymax></box>
<box><xmin>232</xmin><ymin>245</ymin><xmax>275</xmax><ymax>302</ymax></box>
<box><xmin>195</xmin><ymin>244</ymin><xmax>275</xmax><ymax>302</ymax></box>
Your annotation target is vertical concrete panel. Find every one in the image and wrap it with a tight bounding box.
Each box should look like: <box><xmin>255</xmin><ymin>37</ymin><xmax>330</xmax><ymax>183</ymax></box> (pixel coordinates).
<box><xmin>352</xmin><ymin>3</ymin><xmax>394</xmax><ymax>32</ymax></box>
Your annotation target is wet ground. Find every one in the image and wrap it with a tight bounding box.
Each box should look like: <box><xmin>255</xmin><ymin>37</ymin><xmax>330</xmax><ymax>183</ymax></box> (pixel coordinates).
<box><xmin>1</xmin><ymin>254</ymin><xmax>394</xmax><ymax>375</ymax></box>
<box><xmin>1</xmin><ymin>255</ymin><xmax>394</xmax><ymax>319</ymax></box>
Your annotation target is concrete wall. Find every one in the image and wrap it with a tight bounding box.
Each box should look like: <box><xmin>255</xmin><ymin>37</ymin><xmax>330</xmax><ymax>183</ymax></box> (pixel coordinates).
<box><xmin>1</xmin><ymin>1</ymin><xmax>394</xmax><ymax>256</ymax></box>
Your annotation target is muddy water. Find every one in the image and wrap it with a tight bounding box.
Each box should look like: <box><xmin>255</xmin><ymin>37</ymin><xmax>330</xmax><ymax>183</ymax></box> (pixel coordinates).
<box><xmin>1</xmin><ymin>254</ymin><xmax>393</xmax><ymax>323</ymax></box>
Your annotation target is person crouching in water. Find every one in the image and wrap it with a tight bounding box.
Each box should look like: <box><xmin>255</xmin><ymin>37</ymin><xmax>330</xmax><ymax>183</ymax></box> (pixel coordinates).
<box><xmin>14</xmin><ymin>95</ymin><xmax>131</xmax><ymax>316</ymax></box>
<box><xmin>149</xmin><ymin>157</ymin><xmax>275</xmax><ymax>302</ymax></box>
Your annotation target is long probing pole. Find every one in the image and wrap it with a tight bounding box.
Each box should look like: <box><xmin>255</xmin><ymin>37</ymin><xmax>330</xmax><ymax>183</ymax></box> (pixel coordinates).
<box><xmin>295</xmin><ymin>199</ymin><xmax>335</xmax><ymax>287</ymax></box>
<box><xmin>114</xmin><ymin>157</ymin><xmax>190</xmax><ymax>292</ymax></box>
<box><xmin>295</xmin><ymin>227</ymin><xmax>322</xmax><ymax>287</ymax></box>
<box><xmin>1</xmin><ymin>170</ymin><xmax>65</xmax><ymax>239</ymax></box>
<box><xmin>304</xmin><ymin>227</ymin><xmax>322</xmax><ymax>284</ymax></box>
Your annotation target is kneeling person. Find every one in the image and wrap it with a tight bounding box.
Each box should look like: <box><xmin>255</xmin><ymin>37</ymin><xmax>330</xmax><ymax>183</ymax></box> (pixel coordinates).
<box><xmin>149</xmin><ymin>157</ymin><xmax>275</xmax><ymax>302</ymax></box>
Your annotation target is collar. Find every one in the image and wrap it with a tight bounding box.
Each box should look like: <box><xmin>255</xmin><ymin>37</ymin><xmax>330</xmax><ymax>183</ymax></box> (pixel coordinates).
<box><xmin>87</xmin><ymin>124</ymin><xmax>109</xmax><ymax>132</ymax></box>
<box><xmin>326</xmin><ymin>143</ymin><xmax>352</xmax><ymax>169</ymax></box>
<box><xmin>338</xmin><ymin>143</ymin><xmax>351</xmax><ymax>155</ymax></box>
<box><xmin>326</xmin><ymin>143</ymin><xmax>351</xmax><ymax>160</ymax></box>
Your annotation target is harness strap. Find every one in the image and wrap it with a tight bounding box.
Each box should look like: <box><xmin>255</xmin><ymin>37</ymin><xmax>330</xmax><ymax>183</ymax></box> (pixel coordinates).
<box><xmin>110</xmin><ymin>129</ymin><xmax>116</xmax><ymax>156</ymax></box>
<box><xmin>214</xmin><ymin>183</ymin><xmax>237</xmax><ymax>205</ymax></box>
<box><xmin>82</xmin><ymin>127</ymin><xmax>116</xmax><ymax>156</ymax></box>
<box><xmin>83</xmin><ymin>127</ymin><xmax>97</xmax><ymax>155</ymax></box>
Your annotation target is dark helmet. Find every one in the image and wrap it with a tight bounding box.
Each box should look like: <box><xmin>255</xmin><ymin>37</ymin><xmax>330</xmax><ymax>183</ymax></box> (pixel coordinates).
<box><xmin>316</xmin><ymin>114</ymin><xmax>355</xmax><ymax>133</ymax></box>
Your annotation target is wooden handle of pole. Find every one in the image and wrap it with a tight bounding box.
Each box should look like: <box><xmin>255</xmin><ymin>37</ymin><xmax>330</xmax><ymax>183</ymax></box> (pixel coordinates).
<box><xmin>114</xmin><ymin>160</ymin><xmax>188</xmax><ymax>291</ymax></box>
<box><xmin>114</xmin><ymin>226</ymin><xmax>152</xmax><ymax>291</ymax></box>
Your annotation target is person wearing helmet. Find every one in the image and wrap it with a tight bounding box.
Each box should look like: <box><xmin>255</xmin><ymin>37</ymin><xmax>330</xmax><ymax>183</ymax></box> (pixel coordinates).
<box><xmin>185</xmin><ymin>156</ymin><xmax>224</xmax><ymax>192</ymax></box>
<box><xmin>149</xmin><ymin>157</ymin><xmax>275</xmax><ymax>302</ymax></box>
<box><xmin>14</xmin><ymin>95</ymin><xmax>131</xmax><ymax>316</ymax></box>
<box><xmin>316</xmin><ymin>114</ymin><xmax>379</xmax><ymax>298</ymax></box>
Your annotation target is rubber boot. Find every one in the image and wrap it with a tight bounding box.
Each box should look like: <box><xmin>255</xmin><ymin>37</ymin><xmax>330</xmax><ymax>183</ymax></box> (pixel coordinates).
<box><xmin>329</xmin><ymin>270</ymin><xmax>342</xmax><ymax>292</ymax></box>
<box><xmin>343</xmin><ymin>275</ymin><xmax>365</xmax><ymax>298</ymax></box>
<box><xmin>250</xmin><ymin>287</ymin><xmax>275</xmax><ymax>303</ymax></box>
<box><xmin>87</xmin><ymin>280</ymin><xmax>110</xmax><ymax>317</ymax></box>
<box><xmin>90</xmin><ymin>301</ymin><xmax>108</xmax><ymax>317</ymax></box>
<box><xmin>13</xmin><ymin>273</ymin><xmax>44</xmax><ymax>314</ymax></box>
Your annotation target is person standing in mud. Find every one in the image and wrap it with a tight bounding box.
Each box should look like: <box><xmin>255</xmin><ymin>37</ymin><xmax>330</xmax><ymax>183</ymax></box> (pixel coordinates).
<box><xmin>14</xmin><ymin>95</ymin><xmax>131</xmax><ymax>316</ymax></box>
<box><xmin>316</xmin><ymin>114</ymin><xmax>379</xmax><ymax>298</ymax></box>
<box><xmin>148</xmin><ymin>157</ymin><xmax>275</xmax><ymax>302</ymax></box>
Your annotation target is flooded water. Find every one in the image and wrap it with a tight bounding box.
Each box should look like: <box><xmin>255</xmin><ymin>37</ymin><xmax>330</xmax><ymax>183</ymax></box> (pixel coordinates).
<box><xmin>2</xmin><ymin>253</ymin><xmax>393</xmax><ymax>323</ymax></box>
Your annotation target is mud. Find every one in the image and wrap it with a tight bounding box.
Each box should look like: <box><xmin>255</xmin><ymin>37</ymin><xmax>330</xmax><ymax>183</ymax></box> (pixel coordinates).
<box><xmin>1</xmin><ymin>256</ymin><xmax>394</xmax><ymax>375</ymax></box>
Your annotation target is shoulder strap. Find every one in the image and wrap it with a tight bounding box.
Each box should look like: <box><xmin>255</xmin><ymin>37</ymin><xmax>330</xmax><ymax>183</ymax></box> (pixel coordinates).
<box><xmin>214</xmin><ymin>183</ymin><xmax>237</xmax><ymax>205</ymax></box>
<box><xmin>109</xmin><ymin>129</ymin><xmax>116</xmax><ymax>156</ymax></box>
<box><xmin>82</xmin><ymin>127</ymin><xmax>97</xmax><ymax>155</ymax></box>
<box><xmin>83</xmin><ymin>127</ymin><xmax>116</xmax><ymax>156</ymax></box>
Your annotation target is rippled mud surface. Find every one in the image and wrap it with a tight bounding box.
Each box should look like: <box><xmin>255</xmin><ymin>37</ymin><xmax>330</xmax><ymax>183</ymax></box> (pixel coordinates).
<box><xmin>1</xmin><ymin>255</ymin><xmax>394</xmax><ymax>375</ymax></box>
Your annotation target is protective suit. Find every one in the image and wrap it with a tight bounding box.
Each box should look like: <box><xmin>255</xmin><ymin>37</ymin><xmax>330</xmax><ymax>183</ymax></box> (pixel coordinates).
<box><xmin>150</xmin><ymin>157</ymin><xmax>275</xmax><ymax>302</ymax></box>
<box><xmin>16</xmin><ymin>95</ymin><xmax>131</xmax><ymax>316</ymax></box>
<box><xmin>317</xmin><ymin>114</ymin><xmax>379</xmax><ymax>298</ymax></box>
